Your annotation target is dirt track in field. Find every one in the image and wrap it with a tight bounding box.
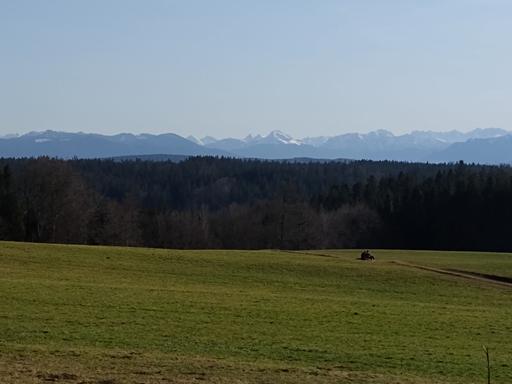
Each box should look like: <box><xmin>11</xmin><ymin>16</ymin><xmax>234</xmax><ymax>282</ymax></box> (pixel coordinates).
<box><xmin>391</xmin><ymin>260</ymin><xmax>512</xmax><ymax>289</ymax></box>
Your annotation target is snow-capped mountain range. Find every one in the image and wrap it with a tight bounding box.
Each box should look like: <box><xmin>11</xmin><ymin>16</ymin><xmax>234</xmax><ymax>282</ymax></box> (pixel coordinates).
<box><xmin>191</xmin><ymin>128</ymin><xmax>512</xmax><ymax>162</ymax></box>
<box><xmin>1</xmin><ymin>128</ymin><xmax>512</xmax><ymax>164</ymax></box>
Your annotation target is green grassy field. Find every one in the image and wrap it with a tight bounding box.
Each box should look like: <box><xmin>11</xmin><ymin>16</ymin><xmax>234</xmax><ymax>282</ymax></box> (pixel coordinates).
<box><xmin>0</xmin><ymin>242</ymin><xmax>511</xmax><ymax>383</ymax></box>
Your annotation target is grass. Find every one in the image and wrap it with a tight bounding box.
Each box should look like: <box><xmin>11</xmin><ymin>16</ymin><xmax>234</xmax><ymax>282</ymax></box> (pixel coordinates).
<box><xmin>0</xmin><ymin>242</ymin><xmax>511</xmax><ymax>383</ymax></box>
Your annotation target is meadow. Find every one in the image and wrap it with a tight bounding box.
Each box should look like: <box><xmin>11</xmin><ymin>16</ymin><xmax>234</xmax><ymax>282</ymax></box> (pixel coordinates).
<box><xmin>0</xmin><ymin>242</ymin><xmax>511</xmax><ymax>383</ymax></box>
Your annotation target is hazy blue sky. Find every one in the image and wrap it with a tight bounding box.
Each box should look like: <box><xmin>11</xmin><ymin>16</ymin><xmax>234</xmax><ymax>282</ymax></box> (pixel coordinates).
<box><xmin>1</xmin><ymin>0</ymin><xmax>511</xmax><ymax>138</ymax></box>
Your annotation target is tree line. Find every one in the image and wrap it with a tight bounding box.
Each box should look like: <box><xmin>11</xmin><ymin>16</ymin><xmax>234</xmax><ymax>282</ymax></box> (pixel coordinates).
<box><xmin>0</xmin><ymin>156</ymin><xmax>511</xmax><ymax>251</ymax></box>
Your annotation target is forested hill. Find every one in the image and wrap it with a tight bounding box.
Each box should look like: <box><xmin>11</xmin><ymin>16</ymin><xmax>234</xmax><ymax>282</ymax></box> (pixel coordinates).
<box><xmin>1</xmin><ymin>157</ymin><xmax>511</xmax><ymax>251</ymax></box>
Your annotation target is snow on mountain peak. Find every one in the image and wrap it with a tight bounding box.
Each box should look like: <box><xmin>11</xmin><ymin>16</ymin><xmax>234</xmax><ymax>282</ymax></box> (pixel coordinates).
<box><xmin>268</xmin><ymin>130</ymin><xmax>291</xmax><ymax>139</ymax></box>
<box><xmin>265</xmin><ymin>130</ymin><xmax>302</xmax><ymax>145</ymax></box>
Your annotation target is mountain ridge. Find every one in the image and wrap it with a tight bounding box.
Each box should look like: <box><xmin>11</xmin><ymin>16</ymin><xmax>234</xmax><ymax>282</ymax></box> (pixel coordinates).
<box><xmin>1</xmin><ymin>128</ymin><xmax>511</xmax><ymax>164</ymax></box>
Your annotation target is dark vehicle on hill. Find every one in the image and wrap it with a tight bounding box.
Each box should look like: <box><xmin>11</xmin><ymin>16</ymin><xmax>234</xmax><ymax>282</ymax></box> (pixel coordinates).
<box><xmin>360</xmin><ymin>250</ymin><xmax>375</xmax><ymax>260</ymax></box>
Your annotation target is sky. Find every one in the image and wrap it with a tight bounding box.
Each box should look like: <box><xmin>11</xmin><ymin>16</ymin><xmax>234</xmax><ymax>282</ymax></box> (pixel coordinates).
<box><xmin>1</xmin><ymin>0</ymin><xmax>511</xmax><ymax>139</ymax></box>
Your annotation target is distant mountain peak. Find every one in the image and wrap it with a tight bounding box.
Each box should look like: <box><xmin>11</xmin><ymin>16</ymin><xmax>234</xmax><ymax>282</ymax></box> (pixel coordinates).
<box><xmin>268</xmin><ymin>129</ymin><xmax>291</xmax><ymax>138</ymax></box>
<box><xmin>468</xmin><ymin>127</ymin><xmax>509</xmax><ymax>138</ymax></box>
<box><xmin>243</xmin><ymin>133</ymin><xmax>262</xmax><ymax>142</ymax></box>
<box><xmin>262</xmin><ymin>130</ymin><xmax>302</xmax><ymax>145</ymax></box>
<box><xmin>200</xmin><ymin>136</ymin><xmax>217</xmax><ymax>145</ymax></box>
<box><xmin>372</xmin><ymin>129</ymin><xmax>394</xmax><ymax>137</ymax></box>
<box><xmin>186</xmin><ymin>135</ymin><xmax>202</xmax><ymax>145</ymax></box>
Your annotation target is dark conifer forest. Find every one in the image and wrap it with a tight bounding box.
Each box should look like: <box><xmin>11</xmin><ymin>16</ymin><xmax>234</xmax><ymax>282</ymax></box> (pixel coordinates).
<box><xmin>0</xmin><ymin>156</ymin><xmax>511</xmax><ymax>251</ymax></box>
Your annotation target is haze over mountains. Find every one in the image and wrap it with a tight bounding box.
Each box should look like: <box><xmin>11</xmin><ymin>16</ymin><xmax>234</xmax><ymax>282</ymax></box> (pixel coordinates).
<box><xmin>1</xmin><ymin>128</ymin><xmax>512</xmax><ymax>164</ymax></box>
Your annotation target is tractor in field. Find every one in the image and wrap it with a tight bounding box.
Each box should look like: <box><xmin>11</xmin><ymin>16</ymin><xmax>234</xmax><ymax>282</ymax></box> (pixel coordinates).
<box><xmin>360</xmin><ymin>250</ymin><xmax>375</xmax><ymax>261</ymax></box>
